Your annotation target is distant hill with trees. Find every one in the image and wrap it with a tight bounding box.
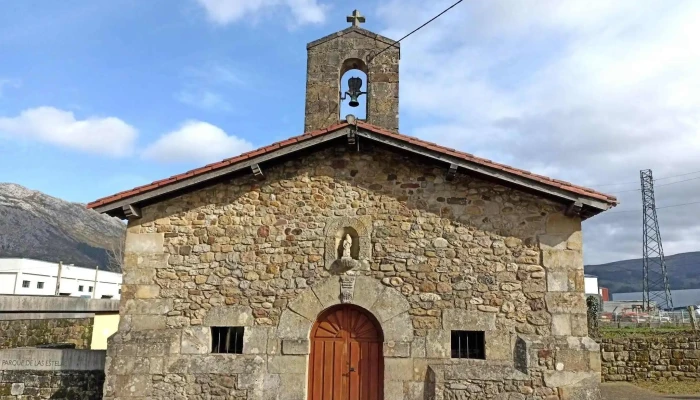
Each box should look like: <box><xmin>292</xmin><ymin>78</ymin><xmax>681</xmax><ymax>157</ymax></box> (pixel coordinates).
<box><xmin>585</xmin><ymin>251</ymin><xmax>700</xmax><ymax>293</ymax></box>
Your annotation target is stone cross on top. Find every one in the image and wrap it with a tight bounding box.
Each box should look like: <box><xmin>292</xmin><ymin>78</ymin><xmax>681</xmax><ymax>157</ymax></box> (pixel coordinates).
<box><xmin>346</xmin><ymin>10</ymin><xmax>365</xmax><ymax>27</ymax></box>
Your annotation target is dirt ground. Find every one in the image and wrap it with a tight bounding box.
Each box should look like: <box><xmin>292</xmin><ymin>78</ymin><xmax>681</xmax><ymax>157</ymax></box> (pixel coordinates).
<box><xmin>601</xmin><ymin>383</ymin><xmax>700</xmax><ymax>400</ymax></box>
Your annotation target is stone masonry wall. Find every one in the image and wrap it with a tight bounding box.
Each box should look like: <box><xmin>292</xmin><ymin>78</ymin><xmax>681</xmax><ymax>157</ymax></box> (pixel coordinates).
<box><xmin>0</xmin><ymin>370</ymin><xmax>104</xmax><ymax>399</ymax></box>
<box><xmin>600</xmin><ymin>335</ymin><xmax>700</xmax><ymax>382</ymax></box>
<box><xmin>0</xmin><ymin>318</ymin><xmax>93</xmax><ymax>350</ymax></box>
<box><xmin>107</xmin><ymin>142</ymin><xmax>600</xmax><ymax>400</ymax></box>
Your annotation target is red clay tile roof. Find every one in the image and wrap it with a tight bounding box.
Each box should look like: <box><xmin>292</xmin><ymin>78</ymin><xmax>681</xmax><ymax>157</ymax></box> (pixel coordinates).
<box><xmin>87</xmin><ymin>121</ymin><xmax>618</xmax><ymax>210</ymax></box>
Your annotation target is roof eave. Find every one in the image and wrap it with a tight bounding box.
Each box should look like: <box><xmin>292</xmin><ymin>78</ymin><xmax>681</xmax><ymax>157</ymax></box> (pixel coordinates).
<box><xmin>90</xmin><ymin>124</ymin><xmax>616</xmax><ymax>220</ymax></box>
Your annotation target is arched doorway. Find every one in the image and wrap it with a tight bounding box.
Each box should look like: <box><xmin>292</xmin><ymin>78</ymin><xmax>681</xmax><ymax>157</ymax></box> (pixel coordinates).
<box><xmin>308</xmin><ymin>304</ymin><xmax>384</xmax><ymax>400</ymax></box>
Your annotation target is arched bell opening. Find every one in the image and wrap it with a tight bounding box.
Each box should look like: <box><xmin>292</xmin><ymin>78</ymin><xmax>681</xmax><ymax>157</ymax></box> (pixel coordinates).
<box><xmin>339</xmin><ymin>58</ymin><xmax>368</xmax><ymax>120</ymax></box>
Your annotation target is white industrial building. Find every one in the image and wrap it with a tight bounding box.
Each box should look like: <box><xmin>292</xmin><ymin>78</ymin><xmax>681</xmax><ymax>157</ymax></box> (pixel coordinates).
<box><xmin>0</xmin><ymin>258</ymin><xmax>122</xmax><ymax>299</ymax></box>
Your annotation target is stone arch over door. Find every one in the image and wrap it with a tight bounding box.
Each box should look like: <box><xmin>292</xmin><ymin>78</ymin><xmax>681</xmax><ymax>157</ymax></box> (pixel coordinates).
<box><xmin>274</xmin><ymin>275</ymin><xmax>414</xmax><ymax>399</ymax></box>
<box><xmin>277</xmin><ymin>276</ymin><xmax>412</xmax><ymax>344</ymax></box>
<box><xmin>308</xmin><ymin>304</ymin><xmax>384</xmax><ymax>400</ymax></box>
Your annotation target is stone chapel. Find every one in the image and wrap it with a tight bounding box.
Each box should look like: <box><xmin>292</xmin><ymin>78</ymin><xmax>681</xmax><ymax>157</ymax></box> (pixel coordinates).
<box><xmin>88</xmin><ymin>11</ymin><xmax>618</xmax><ymax>400</ymax></box>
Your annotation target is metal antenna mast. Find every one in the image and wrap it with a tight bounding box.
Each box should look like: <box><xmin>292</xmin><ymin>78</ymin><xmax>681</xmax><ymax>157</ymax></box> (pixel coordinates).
<box><xmin>640</xmin><ymin>169</ymin><xmax>673</xmax><ymax>310</ymax></box>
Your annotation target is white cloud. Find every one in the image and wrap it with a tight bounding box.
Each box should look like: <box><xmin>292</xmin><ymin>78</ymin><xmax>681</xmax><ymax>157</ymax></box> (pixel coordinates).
<box><xmin>376</xmin><ymin>0</ymin><xmax>700</xmax><ymax>264</ymax></box>
<box><xmin>143</xmin><ymin>120</ymin><xmax>254</xmax><ymax>163</ymax></box>
<box><xmin>0</xmin><ymin>106</ymin><xmax>137</xmax><ymax>157</ymax></box>
<box><xmin>195</xmin><ymin>0</ymin><xmax>327</xmax><ymax>27</ymax></box>
<box><xmin>176</xmin><ymin>88</ymin><xmax>232</xmax><ymax>111</ymax></box>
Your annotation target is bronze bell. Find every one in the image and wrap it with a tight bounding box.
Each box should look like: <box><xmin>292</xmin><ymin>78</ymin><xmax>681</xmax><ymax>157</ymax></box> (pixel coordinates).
<box><xmin>343</xmin><ymin>76</ymin><xmax>366</xmax><ymax>108</ymax></box>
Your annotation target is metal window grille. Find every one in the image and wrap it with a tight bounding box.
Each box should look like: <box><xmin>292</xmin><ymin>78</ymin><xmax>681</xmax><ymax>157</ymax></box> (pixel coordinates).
<box><xmin>22</xmin><ymin>280</ymin><xmax>30</xmax><ymax>288</ymax></box>
<box><xmin>211</xmin><ymin>327</ymin><xmax>244</xmax><ymax>354</ymax></box>
<box><xmin>37</xmin><ymin>282</ymin><xmax>44</xmax><ymax>289</ymax></box>
<box><xmin>451</xmin><ymin>331</ymin><xmax>485</xmax><ymax>359</ymax></box>
<box><xmin>89</xmin><ymin>286</ymin><xmax>93</xmax><ymax>293</ymax></box>
<box><xmin>79</xmin><ymin>285</ymin><xmax>84</xmax><ymax>292</ymax></box>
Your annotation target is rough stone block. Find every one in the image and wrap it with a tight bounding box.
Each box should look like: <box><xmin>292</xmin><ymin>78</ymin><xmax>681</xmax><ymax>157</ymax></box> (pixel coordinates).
<box><xmin>203</xmin><ymin>305</ymin><xmax>254</xmax><ymax>326</ymax></box>
<box><xmin>385</xmin><ymin>358</ymin><xmax>413</xmax><ymax>381</ymax></box>
<box><xmin>181</xmin><ymin>326</ymin><xmax>210</xmax><ymax>354</ymax></box>
<box><xmin>546</xmin><ymin>214</ymin><xmax>581</xmax><ymax>236</ymax></box>
<box><xmin>556</xmin><ymin>348</ymin><xmax>589</xmax><ymax>371</ymax></box>
<box><xmin>556</xmin><ymin>374</ymin><xmax>601</xmax><ymax>400</ymax></box>
<box><xmin>486</xmin><ymin>331</ymin><xmax>512</xmax><ymax>360</ymax></box>
<box><xmin>444</xmin><ymin>362</ymin><xmax>529</xmax><ymax>381</ymax></box>
<box><xmin>187</xmin><ymin>354</ymin><xmax>264</xmax><ymax>374</ymax></box>
<box><xmin>442</xmin><ymin>309</ymin><xmax>496</xmax><ymax>331</ymax></box>
<box><xmin>237</xmin><ymin>369</ymin><xmax>265</xmax><ymax>390</ymax></box>
<box><xmin>244</xmin><ymin>326</ymin><xmax>269</xmax><ymax>354</ymax></box>
<box><xmin>125</xmin><ymin>232</ymin><xmax>164</xmax><ymax>255</ymax></box>
<box><xmin>547</xmin><ymin>270</ymin><xmax>569</xmax><ymax>292</ymax></box>
<box><xmin>384</xmin><ymin>380</ymin><xmax>405</xmax><ymax>400</ymax></box>
<box><xmin>311</xmin><ymin>277</ymin><xmax>341</xmax><ymax>308</ymax></box>
<box><xmin>370</xmin><ymin>285</ymin><xmax>410</xmax><ymax>322</ymax></box>
<box><xmin>288</xmin><ymin>289</ymin><xmax>324</xmax><ymax>321</ymax></box>
<box><xmin>570</xmin><ymin>313</ymin><xmax>588</xmax><ymax>336</ymax></box>
<box><xmin>406</xmin><ymin>381</ymin><xmax>427</xmax><ymax>400</ymax></box>
<box><xmin>542</xmin><ymin>249</ymin><xmax>583</xmax><ymax>271</ymax></box>
<box><xmin>382</xmin><ymin>311</ymin><xmax>413</xmax><ymax>342</ymax></box>
<box><xmin>268</xmin><ymin>355</ymin><xmax>307</xmax><ymax>374</ymax></box>
<box><xmin>426</xmin><ymin>330</ymin><xmax>450</xmax><ymax>358</ymax></box>
<box><xmin>538</xmin><ymin>234</ymin><xmax>568</xmax><ymax>250</ymax></box>
<box><xmin>262</xmin><ymin>374</ymin><xmax>281</xmax><ymax>400</ymax></box>
<box><xmin>282</xmin><ymin>339</ymin><xmax>309</xmax><ymax>355</ymax></box>
<box><xmin>546</xmin><ymin>292</ymin><xmax>585</xmax><ymax>314</ymax></box>
<box><xmin>384</xmin><ymin>341</ymin><xmax>411</xmax><ymax>358</ymax></box>
<box><xmin>543</xmin><ymin>371</ymin><xmax>599</xmax><ymax>388</ymax></box>
<box><xmin>352</xmin><ymin>276</ymin><xmax>385</xmax><ymax>311</ymax></box>
<box><xmin>131</xmin><ymin>315</ymin><xmax>166</xmax><ymax>331</ymax></box>
<box><xmin>10</xmin><ymin>383</ymin><xmax>24</xmax><ymax>395</ymax></box>
<box><xmin>124</xmin><ymin>299</ymin><xmax>173</xmax><ymax>315</ymax></box>
<box><xmin>133</xmin><ymin>284</ymin><xmax>160</xmax><ymax>298</ymax></box>
<box><xmin>123</xmin><ymin>267</ymin><xmax>156</xmax><ymax>285</ymax></box>
<box><xmin>551</xmin><ymin>314</ymin><xmax>572</xmax><ymax>336</ymax></box>
<box><xmin>279</xmin><ymin>373</ymin><xmax>306</xmax><ymax>400</ymax></box>
<box><xmin>277</xmin><ymin>310</ymin><xmax>312</xmax><ymax>340</ymax></box>
<box><xmin>115</xmin><ymin>374</ymin><xmax>153</xmax><ymax>396</ymax></box>
<box><xmin>412</xmin><ymin>337</ymin><xmax>426</xmax><ymax>358</ymax></box>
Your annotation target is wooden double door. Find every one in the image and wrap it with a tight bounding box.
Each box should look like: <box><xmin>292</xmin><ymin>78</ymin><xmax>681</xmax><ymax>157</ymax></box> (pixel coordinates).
<box><xmin>308</xmin><ymin>304</ymin><xmax>384</xmax><ymax>400</ymax></box>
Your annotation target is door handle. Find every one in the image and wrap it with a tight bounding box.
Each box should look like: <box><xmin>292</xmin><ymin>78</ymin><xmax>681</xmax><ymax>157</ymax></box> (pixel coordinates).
<box><xmin>349</xmin><ymin>367</ymin><xmax>355</xmax><ymax>372</ymax></box>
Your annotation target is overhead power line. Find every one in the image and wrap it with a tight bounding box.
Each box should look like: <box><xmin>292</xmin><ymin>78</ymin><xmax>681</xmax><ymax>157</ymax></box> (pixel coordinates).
<box><xmin>592</xmin><ymin>169</ymin><xmax>700</xmax><ymax>188</ymax></box>
<box><xmin>368</xmin><ymin>0</ymin><xmax>465</xmax><ymax>63</ymax></box>
<box><xmin>655</xmin><ymin>176</ymin><xmax>700</xmax><ymax>188</ymax></box>
<box><xmin>606</xmin><ymin>175</ymin><xmax>700</xmax><ymax>195</ymax></box>
<box><xmin>604</xmin><ymin>200</ymin><xmax>700</xmax><ymax>214</ymax></box>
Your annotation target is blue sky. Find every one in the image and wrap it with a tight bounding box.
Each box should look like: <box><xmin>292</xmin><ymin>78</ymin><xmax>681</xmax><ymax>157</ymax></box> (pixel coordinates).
<box><xmin>1</xmin><ymin>0</ymin><xmax>699</xmax><ymax>264</ymax></box>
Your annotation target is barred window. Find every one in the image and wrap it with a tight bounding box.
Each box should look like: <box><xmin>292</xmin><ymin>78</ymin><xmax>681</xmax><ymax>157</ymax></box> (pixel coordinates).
<box><xmin>451</xmin><ymin>331</ymin><xmax>485</xmax><ymax>359</ymax></box>
<box><xmin>211</xmin><ymin>327</ymin><xmax>244</xmax><ymax>354</ymax></box>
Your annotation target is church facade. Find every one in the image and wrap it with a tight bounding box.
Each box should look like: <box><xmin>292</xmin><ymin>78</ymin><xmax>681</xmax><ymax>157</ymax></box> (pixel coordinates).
<box><xmin>89</xmin><ymin>12</ymin><xmax>617</xmax><ymax>400</ymax></box>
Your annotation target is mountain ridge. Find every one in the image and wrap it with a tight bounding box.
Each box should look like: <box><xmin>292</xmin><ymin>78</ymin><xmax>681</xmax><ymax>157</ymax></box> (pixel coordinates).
<box><xmin>585</xmin><ymin>251</ymin><xmax>700</xmax><ymax>294</ymax></box>
<box><xmin>0</xmin><ymin>183</ymin><xmax>126</xmax><ymax>272</ymax></box>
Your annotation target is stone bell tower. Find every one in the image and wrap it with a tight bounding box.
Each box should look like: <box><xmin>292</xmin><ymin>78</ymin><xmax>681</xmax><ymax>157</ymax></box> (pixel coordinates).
<box><xmin>304</xmin><ymin>10</ymin><xmax>400</xmax><ymax>132</ymax></box>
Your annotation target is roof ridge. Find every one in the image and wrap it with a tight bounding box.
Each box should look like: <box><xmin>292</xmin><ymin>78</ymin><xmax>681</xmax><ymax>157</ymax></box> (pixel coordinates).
<box><xmin>87</xmin><ymin>121</ymin><xmax>618</xmax><ymax>210</ymax></box>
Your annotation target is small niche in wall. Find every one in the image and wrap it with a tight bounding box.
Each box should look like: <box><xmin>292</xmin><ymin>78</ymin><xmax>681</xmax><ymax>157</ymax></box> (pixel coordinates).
<box><xmin>211</xmin><ymin>326</ymin><xmax>244</xmax><ymax>354</ymax></box>
<box><xmin>451</xmin><ymin>330</ymin><xmax>485</xmax><ymax>359</ymax></box>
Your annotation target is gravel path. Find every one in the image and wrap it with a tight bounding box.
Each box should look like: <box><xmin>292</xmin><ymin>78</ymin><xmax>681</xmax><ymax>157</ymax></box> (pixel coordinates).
<box><xmin>601</xmin><ymin>383</ymin><xmax>700</xmax><ymax>400</ymax></box>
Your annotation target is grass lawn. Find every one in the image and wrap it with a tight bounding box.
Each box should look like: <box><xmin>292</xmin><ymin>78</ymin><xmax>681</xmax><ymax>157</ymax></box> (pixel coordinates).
<box><xmin>635</xmin><ymin>380</ymin><xmax>700</xmax><ymax>395</ymax></box>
